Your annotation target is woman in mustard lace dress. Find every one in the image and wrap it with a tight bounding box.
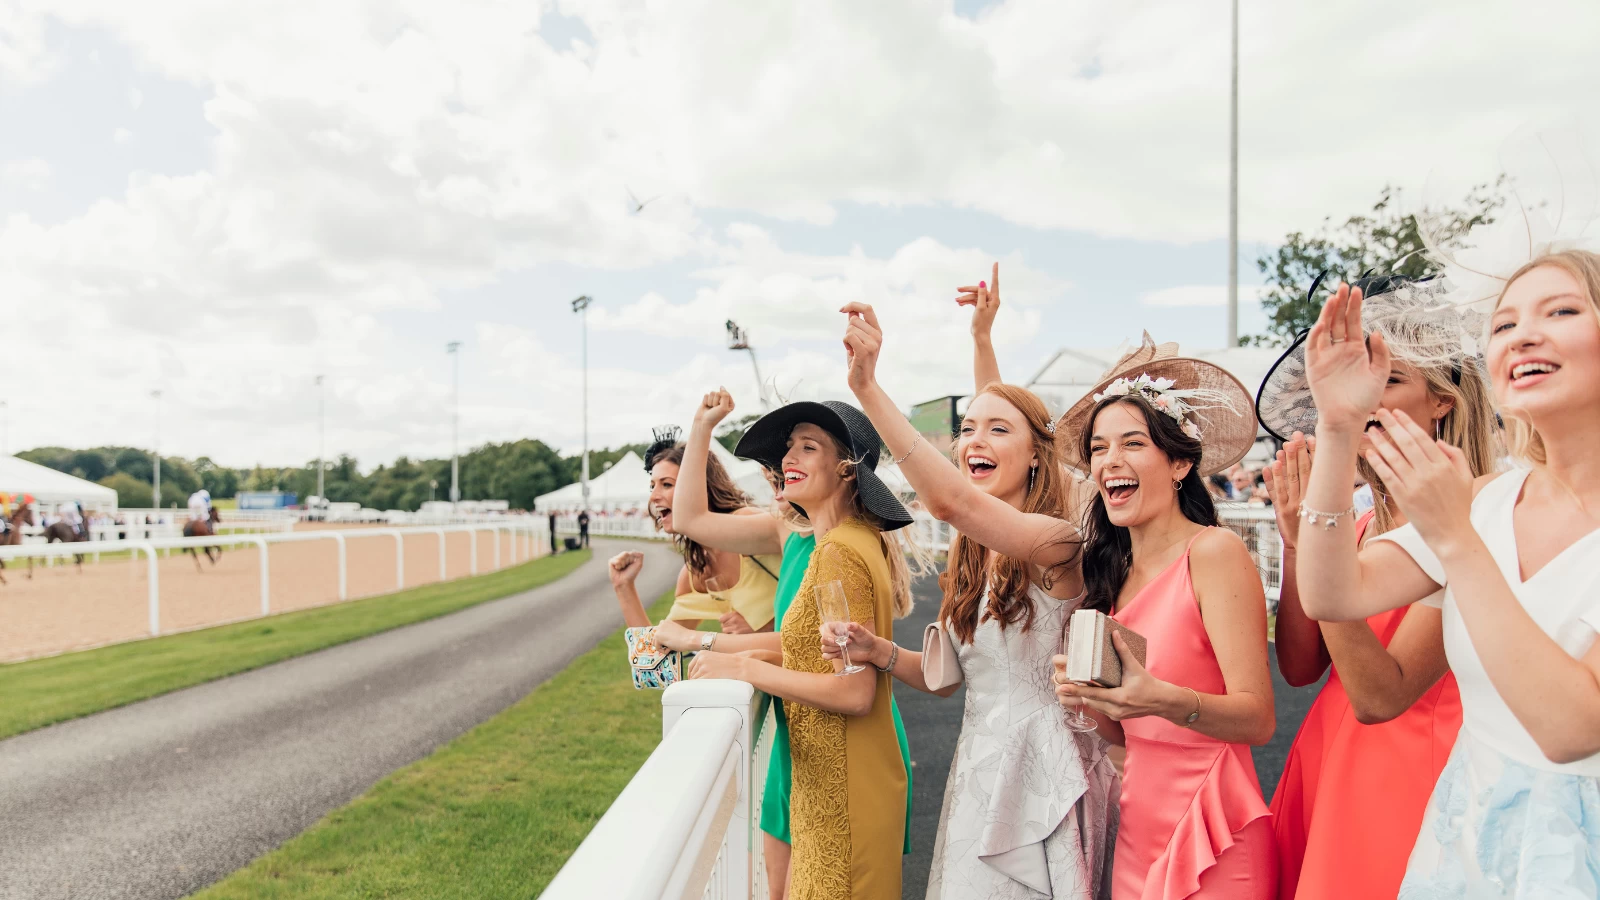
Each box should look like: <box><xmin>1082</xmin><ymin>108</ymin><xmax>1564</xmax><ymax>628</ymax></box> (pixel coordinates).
<box><xmin>688</xmin><ymin>399</ymin><xmax>925</xmax><ymax>900</ymax></box>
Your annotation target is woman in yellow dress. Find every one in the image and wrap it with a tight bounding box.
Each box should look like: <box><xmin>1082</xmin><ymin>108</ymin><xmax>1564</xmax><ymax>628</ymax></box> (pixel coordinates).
<box><xmin>688</xmin><ymin>399</ymin><xmax>924</xmax><ymax>900</ymax></box>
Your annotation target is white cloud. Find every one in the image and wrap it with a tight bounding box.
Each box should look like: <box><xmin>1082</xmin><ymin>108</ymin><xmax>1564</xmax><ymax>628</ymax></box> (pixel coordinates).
<box><xmin>112</xmin><ymin>127</ymin><xmax>133</xmax><ymax>144</ymax></box>
<box><xmin>127</xmin><ymin>85</ymin><xmax>142</xmax><ymax>109</ymax></box>
<box><xmin>1140</xmin><ymin>284</ymin><xmax>1266</xmax><ymax>308</ymax></box>
<box><xmin>0</xmin><ymin>158</ymin><xmax>51</xmax><ymax>190</ymax></box>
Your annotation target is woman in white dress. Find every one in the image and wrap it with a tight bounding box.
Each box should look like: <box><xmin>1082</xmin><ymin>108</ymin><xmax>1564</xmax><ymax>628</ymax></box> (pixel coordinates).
<box><xmin>1296</xmin><ymin>256</ymin><xmax>1600</xmax><ymax>896</ymax></box>
<box><xmin>830</xmin><ymin>272</ymin><xmax>1117</xmax><ymax>900</ymax></box>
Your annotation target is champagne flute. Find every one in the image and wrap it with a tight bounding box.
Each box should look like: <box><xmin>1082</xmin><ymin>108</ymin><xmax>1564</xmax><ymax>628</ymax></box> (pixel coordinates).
<box><xmin>1061</xmin><ymin>621</ymin><xmax>1101</xmax><ymax>734</ymax></box>
<box><xmin>816</xmin><ymin>580</ymin><xmax>865</xmax><ymax>675</ymax></box>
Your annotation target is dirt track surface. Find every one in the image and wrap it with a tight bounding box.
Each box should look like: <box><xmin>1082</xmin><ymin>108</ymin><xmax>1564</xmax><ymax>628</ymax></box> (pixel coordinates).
<box><xmin>0</xmin><ymin>538</ymin><xmax>679</xmax><ymax>900</ymax></box>
<box><xmin>0</xmin><ymin>528</ymin><xmax>538</xmax><ymax>662</ymax></box>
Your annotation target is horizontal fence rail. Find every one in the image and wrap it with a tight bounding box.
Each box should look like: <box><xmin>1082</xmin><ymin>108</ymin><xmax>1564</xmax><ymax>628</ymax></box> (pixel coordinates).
<box><xmin>0</xmin><ymin>522</ymin><xmax>549</xmax><ymax>653</ymax></box>
<box><xmin>542</xmin><ymin>681</ymin><xmax>771</xmax><ymax>900</ymax></box>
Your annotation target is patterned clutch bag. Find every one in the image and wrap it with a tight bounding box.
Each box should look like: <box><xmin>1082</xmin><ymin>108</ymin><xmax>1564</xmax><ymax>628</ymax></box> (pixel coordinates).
<box><xmin>1063</xmin><ymin>609</ymin><xmax>1147</xmax><ymax>688</ymax></box>
<box><xmin>624</xmin><ymin>626</ymin><xmax>696</xmax><ymax>690</ymax></box>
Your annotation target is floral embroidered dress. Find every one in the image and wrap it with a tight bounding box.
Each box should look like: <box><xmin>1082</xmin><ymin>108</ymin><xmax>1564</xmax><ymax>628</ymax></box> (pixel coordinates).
<box><xmin>783</xmin><ymin>519</ymin><xmax>908</xmax><ymax>900</ymax></box>
<box><xmin>928</xmin><ymin>582</ymin><xmax>1120</xmax><ymax>900</ymax></box>
<box><xmin>1374</xmin><ymin>469</ymin><xmax>1600</xmax><ymax>898</ymax></box>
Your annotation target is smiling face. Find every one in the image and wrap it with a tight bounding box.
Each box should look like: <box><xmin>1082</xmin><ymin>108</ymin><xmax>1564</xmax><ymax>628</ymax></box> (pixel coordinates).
<box><xmin>1488</xmin><ymin>263</ymin><xmax>1600</xmax><ymax>425</ymax></box>
<box><xmin>1087</xmin><ymin>400</ymin><xmax>1194</xmax><ymax>528</ymax></box>
<box><xmin>647</xmin><ymin>460</ymin><xmax>679</xmax><ymax>533</ymax></box>
<box><xmin>779</xmin><ymin>422</ymin><xmax>850</xmax><ymax>510</ymax></box>
<box><xmin>956</xmin><ymin>392</ymin><xmax>1037</xmax><ymax>503</ymax></box>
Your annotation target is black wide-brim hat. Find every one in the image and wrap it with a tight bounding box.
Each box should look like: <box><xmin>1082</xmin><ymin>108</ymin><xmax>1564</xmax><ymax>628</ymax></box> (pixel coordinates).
<box><xmin>733</xmin><ymin>400</ymin><xmax>913</xmax><ymax>531</ymax></box>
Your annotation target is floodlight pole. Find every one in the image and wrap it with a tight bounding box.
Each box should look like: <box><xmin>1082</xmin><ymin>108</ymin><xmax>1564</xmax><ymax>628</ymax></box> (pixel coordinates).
<box><xmin>151</xmin><ymin>389</ymin><xmax>162</xmax><ymax>509</ymax></box>
<box><xmin>315</xmin><ymin>375</ymin><xmax>326</xmax><ymax>502</ymax></box>
<box><xmin>447</xmin><ymin>342</ymin><xmax>461</xmax><ymax>507</ymax></box>
<box><xmin>725</xmin><ymin>320</ymin><xmax>771</xmax><ymax>411</ymax></box>
<box><xmin>1226</xmin><ymin>0</ymin><xmax>1240</xmax><ymax>347</ymax></box>
<box><xmin>572</xmin><ymin>296</ymin><xmax>593</xmax><ymax>510</ymax></box>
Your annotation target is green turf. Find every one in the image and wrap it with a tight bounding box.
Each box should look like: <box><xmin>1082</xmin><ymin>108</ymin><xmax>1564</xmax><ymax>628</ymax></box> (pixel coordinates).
<box><xmin>192</xmin><ymin>588</ymin><xmax>679</xmax><ymax>900</ymax></box>
<box><xmin>0</xmin><ymin>550</ymin><xmax>592</xmax><ymax>741</ymax></box>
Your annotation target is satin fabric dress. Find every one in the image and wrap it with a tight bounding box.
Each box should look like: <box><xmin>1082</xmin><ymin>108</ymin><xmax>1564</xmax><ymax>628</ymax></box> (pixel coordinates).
<box><xmin>1269</xmin><ymin>510</ymin><xmax>1463</xmax><ymax>900</ymax></box>
<box><xmin>1109</xmin><ymin>529</ymin><xmax>1278</xmax><ymax>900</ymax></box>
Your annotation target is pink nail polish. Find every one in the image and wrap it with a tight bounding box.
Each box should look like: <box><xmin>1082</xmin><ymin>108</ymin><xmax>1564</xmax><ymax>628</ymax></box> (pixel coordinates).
<box><xmin>979</xmin><ymin>281</ymin><xmax>986</xmax><ymax>289</ymax></box>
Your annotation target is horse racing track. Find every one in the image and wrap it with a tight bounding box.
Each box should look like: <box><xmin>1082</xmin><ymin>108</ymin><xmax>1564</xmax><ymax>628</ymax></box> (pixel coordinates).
<box><xmin>0</xmin><ymin>529</ymin><xmax>528</xmax><ymax>662</ymax></box>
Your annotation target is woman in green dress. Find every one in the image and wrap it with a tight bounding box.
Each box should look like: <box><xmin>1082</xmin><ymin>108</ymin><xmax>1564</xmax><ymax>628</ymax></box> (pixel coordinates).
<box><xmin>656</xmin><ymin>388</ymin><xmax>914</xmax><ymax>899</ymax></box>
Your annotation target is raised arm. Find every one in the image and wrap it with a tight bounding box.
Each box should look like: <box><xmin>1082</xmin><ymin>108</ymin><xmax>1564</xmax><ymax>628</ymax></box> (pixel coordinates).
<box><xmin>1263</xmin><ymin>435</ymin><xmax>1331</xmax><ymax>686</ymax></box>
<box><xmin>672</xmin><ymin>389</ymin><xmax>786</xmax><ymax>557</ymax></box>
<box><xmin>840</xmin><ymin>302</ymin><xmax>1083</xmax><ymax>582</ymax></box>
<box><xmin>1297</xmin><ymin>284</ymin><xmax>1441</xmax><ymax>620</ymax></box>
<box><xmin>957</xmin><ymin>261</ymin><xmax>1003</xmax><ymax>392</ymax></box>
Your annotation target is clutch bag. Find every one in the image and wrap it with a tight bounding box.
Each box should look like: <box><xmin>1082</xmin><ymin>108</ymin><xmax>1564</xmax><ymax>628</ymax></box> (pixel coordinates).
<box><xmin>625</xmin><ymin>626</ymin><xmax>696</xmax><ymax>690</ymax></box>
<box><xmin>1063</xmin><ymin>609</ymin><xmax>1147</xmax><ymax>688</ymax></box>
<box><xmin>921</xmin><ymin>619</ymin><xmax>964</xmax><ymax>690</ymax></box>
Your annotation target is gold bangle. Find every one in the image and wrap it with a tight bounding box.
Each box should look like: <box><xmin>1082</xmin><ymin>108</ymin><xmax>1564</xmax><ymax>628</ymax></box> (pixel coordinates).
<box><xmin>893</xmin><ymin>435</ymin><xmax>923</xmax><ymax>466</ymax></box>
<box><xmin>1180</xmin><ymin>687</ymin><xmax>1201</xmax><ymax>727</ymax></box>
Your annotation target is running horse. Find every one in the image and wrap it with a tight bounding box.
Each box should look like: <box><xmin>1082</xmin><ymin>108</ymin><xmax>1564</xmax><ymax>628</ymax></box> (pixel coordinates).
<box><xmin>182</xmin><ymin>507</ymin><xmax>224</xmax><ymax>570</ymax></box>
<box><xmin>0</xmin><ymin>504</ymin><xmax>35</xmax><ymax>583</ymax></box>
<box><xmin>41</xmin><ymin>509</ymin><xmax>91</xmax><ymax>572</ymax></box>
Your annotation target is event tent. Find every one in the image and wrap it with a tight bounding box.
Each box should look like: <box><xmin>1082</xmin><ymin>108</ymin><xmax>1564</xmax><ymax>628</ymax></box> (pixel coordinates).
<box><xmin>0</xmin><ymin>455</ymin><xmax>119</xmax><ymax>509</ymax></box>
<box><xmin>533</xmin><ymin>443</ymin><xmax>776</xmax><ymax>513</ymax></box>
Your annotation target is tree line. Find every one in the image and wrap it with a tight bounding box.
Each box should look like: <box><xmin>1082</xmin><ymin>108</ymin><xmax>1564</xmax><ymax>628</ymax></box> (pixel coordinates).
<box><xmin>19</xmin><ymin>421</ymin><xmax>756</xmax><ymax>512</ymax></box>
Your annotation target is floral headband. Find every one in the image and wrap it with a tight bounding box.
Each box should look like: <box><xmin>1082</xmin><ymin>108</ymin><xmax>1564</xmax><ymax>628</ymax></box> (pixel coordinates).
<box><xmin>1093</xmin><ymin>374</ymin><xmax>1210</xmax><ymax>440</ymax></box>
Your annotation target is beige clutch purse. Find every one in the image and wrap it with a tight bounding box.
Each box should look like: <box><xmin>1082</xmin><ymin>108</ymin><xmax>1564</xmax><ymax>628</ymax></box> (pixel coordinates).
<box><xmin>1063</xmin><ymin>608</ymin><xmax>1147</xmax><ymax>688</ymax></box>
<box><xmin>921</xmin><ymin>620</ymin><xmax>964</xmax><ymax>690</ymax></box>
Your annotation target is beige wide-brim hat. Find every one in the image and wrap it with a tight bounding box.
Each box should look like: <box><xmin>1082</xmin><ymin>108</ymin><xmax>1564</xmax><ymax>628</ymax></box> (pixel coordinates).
<box><xmin>1056</xmin><ymin>332</ymin><xmax>1257</xmax><ymax>478</ymax></box>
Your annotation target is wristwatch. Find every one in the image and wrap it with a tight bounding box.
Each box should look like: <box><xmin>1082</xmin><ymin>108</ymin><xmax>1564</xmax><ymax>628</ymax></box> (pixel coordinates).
<box><xmin>700</xmin><ymin>633</ymin><xmax>716</xmax><ymax>652</ymax></box>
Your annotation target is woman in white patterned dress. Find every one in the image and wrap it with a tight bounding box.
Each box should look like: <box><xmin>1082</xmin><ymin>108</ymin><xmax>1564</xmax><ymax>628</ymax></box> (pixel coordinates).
<box><xmin>835</xmin><ymin>319</ymin><xmax>1118</xmax><ymax>900</ymax></box>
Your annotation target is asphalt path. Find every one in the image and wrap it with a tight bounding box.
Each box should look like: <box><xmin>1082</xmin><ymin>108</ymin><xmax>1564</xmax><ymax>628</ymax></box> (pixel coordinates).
<box><xmin>894</xmin><ymin>574</ymin><xmax>1321</xmax><ymax>899</ymax></box>
<box><xmin>0</xmin><ymin>539</ymin><xmax>679</xmax><ymax>900</ymax></box>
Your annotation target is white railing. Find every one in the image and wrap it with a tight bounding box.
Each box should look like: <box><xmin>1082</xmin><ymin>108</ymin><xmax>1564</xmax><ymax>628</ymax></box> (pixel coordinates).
<box><xmin>0</xmin><ymin>521</ymin><xmax>548</xmax><ymax>639</ymax></box>
<box><xmin>542</xmin><ymin>681</ymin><xmax>772</xmax><ymax>900</ymax></box>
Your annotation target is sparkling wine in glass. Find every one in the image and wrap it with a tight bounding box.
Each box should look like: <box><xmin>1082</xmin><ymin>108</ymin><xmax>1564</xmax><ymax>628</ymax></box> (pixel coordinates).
<box><xmin>816</xmin><ymin>580</ymin><xmax>865</xmax><ymax>675</ymax></box>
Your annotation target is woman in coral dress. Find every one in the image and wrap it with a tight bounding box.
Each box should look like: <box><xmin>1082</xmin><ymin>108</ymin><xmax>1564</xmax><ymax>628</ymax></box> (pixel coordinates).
<box><xmin>1049</xmin><ymin>338</ymin><xmax>1279</xmax><ymax>900</ymax></box>
<box><xmin>1255</xmin><ymin>276</ymin><xmax>1499</xmax><ymax>899</ymax></box>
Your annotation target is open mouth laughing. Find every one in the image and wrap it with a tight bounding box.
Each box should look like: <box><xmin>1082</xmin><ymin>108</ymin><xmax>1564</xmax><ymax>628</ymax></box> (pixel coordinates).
<box><xmin>966</xmin><ymin>454</ymin><xmax>997</xmax><ymax>479</ymax></box>
<box><xmin>1103</xmin><ymin>476</ymin><xmax>1139</xmax><ymax>507</ymax></box>
<box><xmin>1509</xmin><ymin>359</ymin><xmax>1559</xmax><ymax>389</ymax></box>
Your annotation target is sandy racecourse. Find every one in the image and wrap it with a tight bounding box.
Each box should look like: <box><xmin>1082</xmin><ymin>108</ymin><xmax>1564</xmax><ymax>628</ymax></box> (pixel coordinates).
<box><xmin>0</xmin><ymin>528</ymin><xmax>538</xmax><ymax>662</ymax></box>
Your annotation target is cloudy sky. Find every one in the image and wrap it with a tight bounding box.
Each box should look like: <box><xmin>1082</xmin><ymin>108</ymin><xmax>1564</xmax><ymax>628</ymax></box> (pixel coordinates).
<box><xmin>2</xmin><ymin>0</ymin><xmax>1596</xmax><ymax>469</ymax></box>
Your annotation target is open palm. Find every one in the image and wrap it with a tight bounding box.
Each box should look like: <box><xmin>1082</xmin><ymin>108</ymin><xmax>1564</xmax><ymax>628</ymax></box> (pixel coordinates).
<box><xmin>1305</xmin><ymin>283</ymin><xmax>1390</xmax><ymax>433</ymax></box>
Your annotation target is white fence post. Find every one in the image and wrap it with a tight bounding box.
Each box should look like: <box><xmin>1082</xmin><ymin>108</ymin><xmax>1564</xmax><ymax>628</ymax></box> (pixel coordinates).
<box><xmin>139</xmin><ymin>542</ymin><xmax>159</xmax><ymax>636</ymax></box>
<box><xmin>253</xmin><ymin>536</ymin><xmax>270</xmax><ymax>616</ymax></box>
<box><xmin>469</xmin><ymin>527</ymin><xmax>478</xmax><ymax>576</ymax></box>
<box><xmin>330</xmin><ymin>532</ymin><xmax>348</xmax><ymax>600</ymax></box>
<box><xmin>435</xmin><ymin>528</ymin><xmax>447</xmax><ymax>581</ymax></box>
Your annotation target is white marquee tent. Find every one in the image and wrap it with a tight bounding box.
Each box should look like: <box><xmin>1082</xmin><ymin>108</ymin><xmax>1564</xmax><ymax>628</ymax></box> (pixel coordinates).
<box><xmin>0</xmin><ymin>455</ymin><xmax>119</xmax><ymax>509</ymax></box>
<box><xmin>533</xmin><ymin>443</ymin><xmax>775</xmax><ymax>513</ymax></box>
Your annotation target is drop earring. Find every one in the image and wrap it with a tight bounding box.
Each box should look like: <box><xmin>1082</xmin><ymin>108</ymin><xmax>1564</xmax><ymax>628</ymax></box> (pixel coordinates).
<box><xmin>1028</xmin><ymin>465</ymin><xmax>1037</xmax><ymax>494</ymax></box>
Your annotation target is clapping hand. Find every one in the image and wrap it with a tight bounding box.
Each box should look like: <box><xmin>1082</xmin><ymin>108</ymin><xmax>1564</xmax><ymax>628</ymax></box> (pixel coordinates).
<box><xmin>1263</xmin><ymin>432</ymin><xmax>1314</xmax><ymax>548</ymax></box>
<box><xmin>1306</xmin><ymin>283</ymin><xmax>1390</xmax><ymax>434</ymax></box>
<box><xmin>1364</xmin><ymin>409</ymin><xmax>1475</xmax><ymax>547</ymax></box>
<box><xmin>956</xmin><ymin>262</ymin><xmax>1001</xmax><ymax>340</ymax></box>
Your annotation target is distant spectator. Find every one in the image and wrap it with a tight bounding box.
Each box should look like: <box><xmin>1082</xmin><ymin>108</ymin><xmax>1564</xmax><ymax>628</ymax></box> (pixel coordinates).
<box><xmin>1207</xmin><ymin>472</ymin><xmax>1231</xmax><ymax>501</ymax></box>
<box><xmin>577</xmin><ymin>509</ymin><xmax>590</xmax><ymax>548</ymax></box>
<box><xmin>548</xmin><ymin>511</ymin><xmax>557</xmax><ymax>555</ymax></box>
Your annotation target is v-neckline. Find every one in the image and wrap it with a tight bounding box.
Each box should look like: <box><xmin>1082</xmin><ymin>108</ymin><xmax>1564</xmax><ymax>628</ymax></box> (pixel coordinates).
<box><xmin>1504</xmin><ymin>469</ymin><xmax>1600</xmax><ymax>585</ymax></box>
<box><xmin>1114</xmin><ymin>535</ymin><xmax>1198</xmax><ymax>617</ymax></box>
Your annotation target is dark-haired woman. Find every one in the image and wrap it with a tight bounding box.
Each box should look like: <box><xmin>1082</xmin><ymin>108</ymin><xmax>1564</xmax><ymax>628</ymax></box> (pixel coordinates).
<box><xmin>606</xmin><ymin>431</ymin><xmax>779</xmax><ymax>637</ymax></box>
<box><xmin>1044</xmin><ymin>338</ymin><xmax>1279</xmax><ymax>899</ymax></box>
<box><xmin>832</xmin><ymin>287</ymin><xmax>1117</xmax><ymax>899</ymax></box>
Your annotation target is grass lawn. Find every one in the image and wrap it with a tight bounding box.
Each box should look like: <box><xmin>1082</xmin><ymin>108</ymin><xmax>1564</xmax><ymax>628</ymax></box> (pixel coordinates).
<box><xmin>0</xmin><ymin>550</ymin><xmax>592</xmax><ymax>741</ymax></box>
<box><xmin>193</xmin><ymin>587</ymin><xmax>679</xmax><ymax>900</ymax></box>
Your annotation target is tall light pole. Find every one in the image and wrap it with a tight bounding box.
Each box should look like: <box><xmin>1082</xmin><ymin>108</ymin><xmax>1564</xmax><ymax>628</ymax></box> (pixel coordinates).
<box><xmin>1</xmin><ymin>400</ymin><xmax>8</xmax><ymax>456</ymax></box>
<box><xmin>725</xmin><ymin>320</ymin><xmax>771</xmax><ymax>411</ymax></box>
<box><xmin>315</xmin><ymin>375</ymin><xmax>326</xmax><ymax>502</ymax></box>
<box><xmin>1225</xmin><ymin>0</ymin><xmax>1240</xmax><ymax>347</ymax></box>
<box><xmin>151</xmin><ymin>389</ymin><xmax>163</xmax><ymax>509</ymax></box>
<box><xmin>446</xmin><ymin>342</ymin><xmax>461</xmax><ymax>506</ymax></box>
<box><xmin>571</xmin><ymin>295</ymin><xmax>593</xmax><ymax>510</ymax></box>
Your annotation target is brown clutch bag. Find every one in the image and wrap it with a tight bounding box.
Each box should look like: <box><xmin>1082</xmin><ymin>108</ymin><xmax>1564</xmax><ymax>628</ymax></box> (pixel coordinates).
<box><xmin>921</xmin><ymin>620</ymin><xmax>964</xmax><ymax>690</ymax></box>
<box><xmin>1063</xmin><ymin>608</ymin><xmax>1147</xmax><ymax>688</ymax></box>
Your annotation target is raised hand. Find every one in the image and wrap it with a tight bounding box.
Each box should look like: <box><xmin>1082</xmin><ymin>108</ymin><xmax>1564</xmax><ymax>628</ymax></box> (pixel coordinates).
<box><xmin>1263</xmin><ymin>432</ymin><xmax>1314</xmax><ymax>548</ymax></box>
<box><xmin>1306</xmin><ymin>282</ymin><xmax>1390</xmax><ymax>434</ymax></box>
<box><xmin>608</xmin><ymin>550</ymin><xmax>644</xmax><ymax>587</ymax></box>
<box><xmin>1363</xmin><ymin>409</ymin><xmax>1475</xmax><ymax>546</ymax></box>
<box><xmin>839</xmin><ymin>302</ymin><xmax>885</xmax><ymax>394</ymax></box>
<box><xmin>820</xmin><ymin>621</ymin><xmax>878</xmax><ymax>663</ymax></box>
<box><xmin>956</xmin><ymin>261</ymin><xmax>1002</xmax><ymax>340</ymax></box>
<box><xmin>694</xmin><ymin>387</ymin><xmax>736</xmax><ymax>429</ymax></box>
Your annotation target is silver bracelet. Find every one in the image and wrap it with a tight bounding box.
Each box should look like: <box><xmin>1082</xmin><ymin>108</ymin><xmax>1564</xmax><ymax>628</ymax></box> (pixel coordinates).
<box><xmin>1298</xmin><ymin>503</ymin><xmax>1357</xmax><ymax>529</ymax></box>
<box><xmin>875</xmin><ymin>641</ymin><xmax>899</xmax><ymax>673</ymax></box>
<box><xmin>893</xmin><ymin>436</ymin><xmax>923</xmax><ymax>466</ymax></box>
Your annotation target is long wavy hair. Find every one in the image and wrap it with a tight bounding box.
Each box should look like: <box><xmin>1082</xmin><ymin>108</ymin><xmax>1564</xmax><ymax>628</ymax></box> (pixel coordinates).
<box><xmin>647</xmin><ymin>443</ymin><xmax>751</xmax><ymax>577</ymax></box>
<box><xmin>1077</xmin><ymin>394</ymin><xmax>1218</xmax><ymax>614</ymax></box>
<box><xmin>939</xmin><ymin>383</ymin><xmax>1075</xmax><ymax>643</ymax></box>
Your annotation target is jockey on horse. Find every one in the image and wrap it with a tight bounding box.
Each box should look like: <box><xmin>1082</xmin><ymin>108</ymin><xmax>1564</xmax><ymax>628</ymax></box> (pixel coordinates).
<box><xmin>183</xmin><ymin>489</ymin><xmax>223</xmax><ymax>569</ymax></box>
<box><xmin>0</xmin><ymin>495</ymin><xmax>37</xmax><ymax>583</ymax></box>
<box><xmin>41</xmin><ymin>499</ymin><xmax>91</xmax><ymax>572</ymax></box>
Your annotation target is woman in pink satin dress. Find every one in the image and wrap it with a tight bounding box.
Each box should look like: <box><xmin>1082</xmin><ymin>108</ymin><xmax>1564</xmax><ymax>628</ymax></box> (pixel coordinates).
<box><xmin>1051</xmin><ymin>345</ymin><xmax>1279</xmax><ymax>900</ymax></box>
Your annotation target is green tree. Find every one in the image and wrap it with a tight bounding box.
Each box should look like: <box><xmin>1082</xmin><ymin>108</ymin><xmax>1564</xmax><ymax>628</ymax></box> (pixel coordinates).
<box><xmin>715</xmin><ymin>413</ymin><xmax>761</xmax><ymax>453</ymax></box>
<box><xmin>1246</xmin><ymin>180</ymin><xmax>1505</xmax><ymax>347</ymax></box>
<box><xmin>98</xmin><ymin>472</ymin><xmax>155</xmax><ymax>508</ymax></box>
